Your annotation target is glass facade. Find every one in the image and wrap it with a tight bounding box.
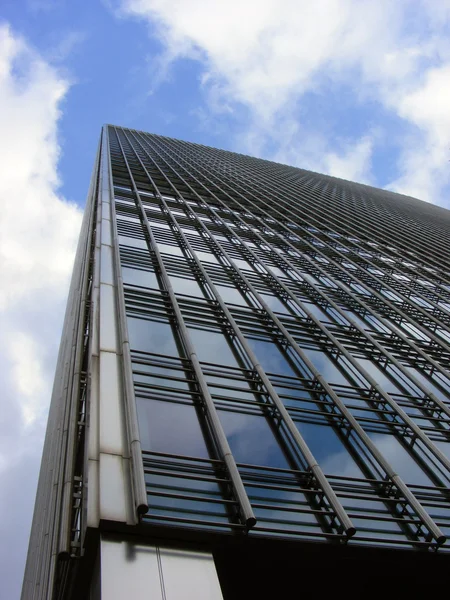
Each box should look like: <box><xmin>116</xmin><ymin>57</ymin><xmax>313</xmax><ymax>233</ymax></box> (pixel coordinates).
<box><xmin>113</xmin><ymin>126</ymin><xmax>450</xmax><ymax>549</ymax></box>
<box><xmin>23</xmin><ymin>125</ymin><xmax>450</xmax><ymax>599</ymax></box>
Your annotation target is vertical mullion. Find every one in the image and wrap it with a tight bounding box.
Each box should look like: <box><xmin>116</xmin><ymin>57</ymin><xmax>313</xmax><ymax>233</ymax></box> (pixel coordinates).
<box><xmin>113</xmin><ymin>127</ymin><xmax>257</xmax><ymax>530</ymax></box>
<box><xmin>105</xmin><ymin>127</ymin><xmax>149</xmax><ymax>517</ymax></box>
<box><xmin>146</xmin><ymin>134</ymin><xmax>450</xmax><ymax>397</ymax></box>
<box><xmin>193</xmin><ymin>142</ymin><xmax>450</xmax><ymax>275</ymax></box>
<box><xmin>171</xmin><ymin>138</ymin><xmax>450</xmax><ymax>345</ymax></box>
<box><xmin>139</xmin><ymin>134</ymin><xmax>450</xmax><ymax>430</ymax></box>
<box><xmin>129</xmin><ymin>130</ymin><xmax>450</xmax><ymax>544</ymax></box>
<box><xmin>128</xmin><ymin>130</ymin><xmax>449</xmax><ymax>546</ymax></box>
<box><xmin>122</xmin><ymin>128</ymin><xmax>357</xmax><ymax>539</ymax></box>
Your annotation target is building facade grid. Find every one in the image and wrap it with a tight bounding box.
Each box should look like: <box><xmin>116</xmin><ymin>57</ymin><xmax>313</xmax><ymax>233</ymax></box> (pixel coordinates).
<box><xmin>23</xmin><ymin>125</ymin><xmax>450</xmax><ymax>599</ymax></box>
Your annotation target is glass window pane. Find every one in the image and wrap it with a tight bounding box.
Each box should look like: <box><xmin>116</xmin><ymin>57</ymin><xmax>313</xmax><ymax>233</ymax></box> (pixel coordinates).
<box><xmin>137</xmin><ymin>398</ymin><xmax>210</xmax><ymax>458</ymax></box>
<box><xmin>157</xmin><ymin>243</ymin><xmax>184</xmax><ymax>257</ymax></box>
<box><xmin>248</xmin><ymin>339</ymin><xmax>296</xmax><ymax>376</ymax></box>
<box><xmin>122</xmin><ymin>267</ymin><xmax>158</xmax><ymax>289</ymax></box>
<box><xmin>189</xmin><ymin>328</ymin><xmax>240</xmax><ymax>367</ymax></box>
<box><xmin>169</xmin><ymin>276</ymin><xmax>204</xmax><ymax>297</ymax></box>
<box><xmin>260</xmin><ymin>294</ymin><xmax>289</xmax><ymax>314</ymax></box>
<box><xmin>194</xmin><ymin>250</ymin><xmax>219</xmax><ymax>264</ymax></box>
<box><xmin>128</xmin><ymin>318</ymin><xmax>179</xmax><ymax>356</ymax></box>
<box><xmin>119</xmin><ymin>235</ymin><xmax>147</xmax><ymax>249</ymax></box>
<box><xmin>302</xmin><ymin>349</ymin><xmax>351</xmax><ymax>385</ymax></box>
<box><xmin>356</xmin><ymin>359</ymin><xmax>402</xmax><ymax>394</ymax></box>
<box><xmin>216</xmin><ymin>285</ymin><xmax>247</xmax><ymax>306</ymax></box>
<box><xmin>295</xmin><ymin>422</ymin><xmax>363</xmax><ymax>478</ymax></box>
<box><xmin>218</xmin><ymin>410</ymin><xmax>289</xmax><ymax>469</ymax></box>
<box><xmin>370</xmin><ymin>433</ymin><xmax>434</xmax><ymax>486</ymax></box>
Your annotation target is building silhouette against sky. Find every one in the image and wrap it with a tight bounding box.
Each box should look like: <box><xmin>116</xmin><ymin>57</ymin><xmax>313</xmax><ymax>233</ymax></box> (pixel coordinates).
<box><xmin>22</xmin><ymin>126</ymin><xmax>450</xmax><ymax>599</ymax></box>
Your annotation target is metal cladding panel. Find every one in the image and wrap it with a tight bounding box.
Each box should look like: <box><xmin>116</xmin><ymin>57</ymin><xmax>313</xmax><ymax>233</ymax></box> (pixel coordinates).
<box><xmin>159</xmin><ymin>549</ymin><xmax>224</xmax><ymax>600</ymax></box>
<box><xmin>100</xmin><ymin>538</ymin><xmax>163</xmax><ymax>600</ymax></box>
<box><xmin>98</xmin><ymin>351</ymin><xmax>124</xmax><ymax>455</ymax></box>
<box><xmin>100</xmin><ymin>537</ymin><xmax>223</xmax><ymax>600</ymax></box>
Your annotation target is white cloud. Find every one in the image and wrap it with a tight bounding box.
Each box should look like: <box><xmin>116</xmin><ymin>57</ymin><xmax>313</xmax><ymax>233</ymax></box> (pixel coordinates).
<box><xmin>0</xmin><ymin>23</ymin><xmax>81</xmax><ymax>597</ymax></box>
<box><xmin>388</xmin><ymin>64</ymin><xmax>450</xmax><ymax>201</ymax></box>
<box><xmin>118</xmin><ymin>0</ymin><xmax>450</xmax><ymax>204</ymax></box>
<box><xmin>7</xmin><ymin>332</ymin><xmax>47</xmax><ymax>426</ymax></box>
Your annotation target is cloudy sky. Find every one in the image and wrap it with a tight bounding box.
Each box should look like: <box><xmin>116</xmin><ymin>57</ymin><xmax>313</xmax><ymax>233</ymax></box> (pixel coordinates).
<box><xmin>1</xmin><ymin>0</ymin><xmax>450</xmax><ymax>595</ymax></box>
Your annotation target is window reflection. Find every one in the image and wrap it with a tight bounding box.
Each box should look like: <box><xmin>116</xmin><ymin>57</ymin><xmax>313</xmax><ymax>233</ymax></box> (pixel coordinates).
<box><xmin>128</xmin><ymin>317</ymin><xmax>179</xmax><ymax>356</ymax></box>
<box><xmin>356</xmin><ymin>359</ymin><xmax>402</xmax><ymax>394</ymax></box>
<box><xmin>215</xmin><ymin>285</ymin><xmax>247</xmax><ymax>306</ymax></box>
<box><xmin>119</xmin><ymin>235</ymin><xmax>148</xmax><ymax>249</ymax></box>
<box><xmin>218</xmin><ymin>409</ymin><xmax>290</xmax><ymax>469</ymax></box>
<box><xmin>122</xmin><ymin>267</ymin><xmax>158</xmax><ymax>289</ymax></box>
<box><xmin>248</xmin><ymin>338</ymin><xmax>296</xmax><ymax>376</ymax></box>
<box><xmin>302</xmin><ymin>349</ymin><xmax>351</xmax><ymax>386</ymax></box>
<box><xmin>169</xmin><ymin>276</ymin><xmax>205</xmax><ymax>298</ymax></box>
<box><xmin>194</xmin><ymin>250</ymin><xmax>219</xmax><ymax>264</ymax></box>
<box><xmin>370</xmin><ymin>433</ymin><xmax>434</xmax><ymax>486</ymax></box>
<box><xmin>189</xmin><ymin>328</ymin><xmax>241</xmax><ymax>367</ymax></box>
<box><xmin>157</xmin><ymin>243</ymin><xmax>184</xmax><ymax>257</ymax></box>
<box><xmin>260</xmin><ymin>294</ymin><xmax>290</xmax><ymax>314</ymax></box>
<box><xmin>295</xmin><ymin>422</ymin><xmax>363</xmax><ymax>478</ymax></box>
<box><xmin>137</xmin><ymin>398</ymin><xmax>211</xmax><ymax>458</ymax></box>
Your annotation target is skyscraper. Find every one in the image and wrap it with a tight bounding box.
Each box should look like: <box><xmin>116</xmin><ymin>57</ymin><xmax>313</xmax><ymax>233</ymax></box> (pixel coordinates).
<box><xmin>22</xmin><ymin>125</ymin><xmax>450</xmax><ymax>599</ymax></box>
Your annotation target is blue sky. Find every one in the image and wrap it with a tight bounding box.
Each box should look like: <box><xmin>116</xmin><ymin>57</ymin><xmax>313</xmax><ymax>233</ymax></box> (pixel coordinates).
<box><xmin>1</xmin><ymin>0</ymin><xmax>450</xmax><ymax>596</ymax></box>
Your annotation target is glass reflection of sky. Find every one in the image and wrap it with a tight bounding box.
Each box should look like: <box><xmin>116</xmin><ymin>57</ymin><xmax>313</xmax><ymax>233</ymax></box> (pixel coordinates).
<box><xmin>215</xmin><ymin>285</ymin><xmax>247</xmax><ymax>306</ymax></box>
<box><xmin>118</xmin><ymin>235</ymin><xmax>147</xmax><ymax>249</ymax></box>
<box><xmin>128</xmin><ymin>317</ymin><xmax>179</xmax><ymax>356</ymax></box>
<box><xmin>169</xmin><ymin>276</ymin><xmax>204</xmax><ymax>297</ymax></box>
<box><xmin>120</xmin><ymin>227</ymin><xmax>450</xmax><ymax>545</ymax></box>
<box><xmin>370</xmin><ymin>433</ymin><xmax>435</xmax><ymax>486</ymax></box>
<box><xmin>122</xmin><ymin>267</ymin><xmax>158</xmax><ymax>289</ymax></box>
<box><xmin>218</xmin><ymin>409</ymin><xmax>289</xmax><ymax>469</ymax></box>
<box><xmin>248</xmin><ymin>338</ymin><xmax>296</xmax><ymax>376</ymax></box>
<box><xmin>188</xmin><ymin>328</ymin><xmax>240</xmax><ymax>367</ymax></box>
<box><xmin>137</xmin><ymin>398</ymin><xmax>210</xmax><ymax>458</ymax></box>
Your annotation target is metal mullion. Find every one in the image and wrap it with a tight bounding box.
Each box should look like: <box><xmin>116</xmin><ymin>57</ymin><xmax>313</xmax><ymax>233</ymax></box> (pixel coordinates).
<box><xmin>142</xmin><ymin>514</ymin><xmax>245</xmax><ymax>530</ymax></box>
<box><xmin>113</xmin><ymin>127</ymin><xmax>257</xmax><ymax>529</ymax></box>
<box><xmin>226</xmin><ymin>175</ymin><xmax>450</xmax><ymax>337</ymax></box>
<box><xmin>191</xmin><ymin>157</ymin><xmax>450</xmax><ymax>345</ymax></box>
<box><xmin>166</xmin><ymin>221</ymin><xmax>358</xmax><ymax>538</ymax></box>
<box><xmin>129</xmin><ymin>131</ymin><xmax>450</xmax><ymax>544</ymax></box>
<box><xmin>232</xmin><ymin>166</ymin><xmax>450</xmax><ymax>296</ymax></box>
<box><xmin>124</xmin><ymin>131</ymin><xmax>358</xmax><ymax>539</ymax></box>
<box><xmin>280</xmin><ymin>175</ymin><xmax>450</xmax><ymax>280</ymax></box>
<box><xmin>168</xmin><ymin>141</ymin><xmax>450</xmax><ymax>338</ymax></box>
<box><xmin>180</xmin><ymin>147</ymin><xmax>450</xmax><ymax>281</ymax></box>
<box><xmin>152</xmin><ymin>137</ymin><xmax>450</xmax><ymax>420</ymax></box>
<box><xmin>216</xmin><ymin>155</ymin><xmax>450</xmax><ymax>277</ymax></box>
<box><xmin>140</xmin><ymin>135</ymin><xmax>450</xmax><ymax>440</ymax></box>
<box><xmin>128</xmin><ymin>132</ymin><xmax>448</xmax><ymax>543</ymax></box>
<box><xmin>163</xmin><ymin>138</ymin><xmax>450</xmax><ymax>355</ymax></box>
<box><xmin>148</xmin><ymin>489</ymin><xmax>237</xmax><ymax>506</ymax></box>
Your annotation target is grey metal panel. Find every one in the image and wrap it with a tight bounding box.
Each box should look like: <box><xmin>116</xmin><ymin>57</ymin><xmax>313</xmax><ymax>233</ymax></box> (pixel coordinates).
<box><xmin>159</xmin><ymin>548</ymin><xmax>224</xmax><ymax>600</ymax></box>
<box><xmin>99</xmin><ymin>284</ymin><xmax>119</xmax><ymax>353</ymax></box>
<box><xmin>99</xmin><ymin>351</ymin><xmax>125</xmax><ymax>455</ymax></box>
<box><xmin>100</xmin><ymin>537</ymin><xmax>223</xmax><ymax>600</ymax></box>
<box><xmin>100</xmin><ymin>537</ymin><xmax>163</xmax><ymax>600</ymax></box>
<box><xmin>21</xmin><ymin>132</ymin><xmax>103</xmax><ymax>599</ymax></box>
<box><xmin>100</xmin><ymin>244</ymin><xmax>115</xmax><ymax>286</ymax></box>
<box><xmin>99</xmin><ymin>453</ymin><xmax>128</xmax><ymax>522</ymax></box>
<box><xmin>101</xmin><ymin>218</ymin><xmax>112</xmax><ymax>247</ymax></box>
<box><xmin>87</xmin><ymin>458</ymin><xmax>99</xmax><ymax>527</ymax></box>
